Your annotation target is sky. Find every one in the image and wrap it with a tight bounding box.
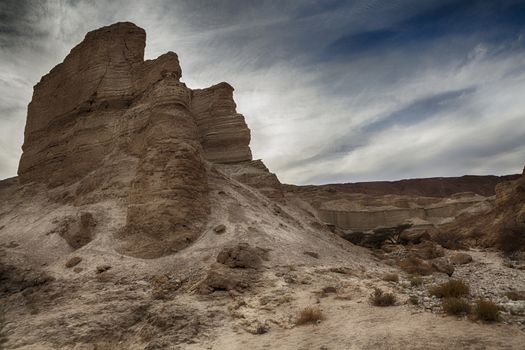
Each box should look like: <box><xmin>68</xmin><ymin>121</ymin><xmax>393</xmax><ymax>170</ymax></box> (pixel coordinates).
<box><xmin>1</xmin><ymin>0</ymin><xmax>525</xmax><ymax>185</ymax></box>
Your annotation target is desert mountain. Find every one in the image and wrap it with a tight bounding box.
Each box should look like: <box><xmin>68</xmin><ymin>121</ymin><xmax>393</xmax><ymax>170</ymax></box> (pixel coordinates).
<box><xmin>1</xmin><ymin>22</ymin><xmax>524</xmax><ymax>349</ymax></box>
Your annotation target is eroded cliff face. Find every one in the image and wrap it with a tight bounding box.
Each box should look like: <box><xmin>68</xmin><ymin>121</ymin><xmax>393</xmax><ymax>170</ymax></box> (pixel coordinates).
<box><xmin>16</xmin><ymin>22</ymin><xmax>272</xmax><ymax>258</ymax></box>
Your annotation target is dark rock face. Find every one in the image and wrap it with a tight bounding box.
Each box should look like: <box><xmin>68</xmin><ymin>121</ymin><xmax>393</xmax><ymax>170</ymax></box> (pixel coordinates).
<box><xmin>16</xmin><ymin>22</ymin><xmax>266</xmax><ymax>258</ymax></box>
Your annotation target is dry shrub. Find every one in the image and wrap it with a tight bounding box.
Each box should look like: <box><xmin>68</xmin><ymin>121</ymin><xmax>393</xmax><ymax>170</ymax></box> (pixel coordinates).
<box><xmin>474</xmin><ymin>299</ymin><xmax>499</xmax><ymax>322</ymax></box>
<box><xmin>370</xmin><ymin>288</ymin><xmax>396</xmax><ymax>307</ymax></box>
<box><xmin>296</xmin><ymin>306</ymin><xmax>325</xmax><ymax>325</ymax></box>
<box><xmin>432</xmin><ymin>231</ymin><xmax>466</xmax><ymax>250</ymax></box>
<box><xmin>506</xmin><ymin>290</ymin><xmax>525</xmax><ymax>301</ymax></box>
<box><xmin>398</xmin><ymin>256</ymin><xmax>433</xmax><ymax>275</ymax></box>
<box><xmin>382</xmin><ymin>273</ymin><xmax>399</xmax><ymax>282</ymax></box>
<box><xmin>442</xmin><ymin>298</ymin><xmax>471</xmax><ymax>315</ymax></box>
<box><xmin>429</xmin><ymin>280</ymin><xmax>470</xmax><ymax>298</ymax></box>
<box><xmin>409</xmin><ymin>276</ymin><xmax>424</xmax><ymax>287</ymax></box>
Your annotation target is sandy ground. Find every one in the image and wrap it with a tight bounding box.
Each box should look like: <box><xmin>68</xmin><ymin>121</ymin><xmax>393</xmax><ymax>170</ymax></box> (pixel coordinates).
<box><xmin>1</xmin><ymin>168</ymin><xmax>525</xmax><ymax>349</ymax></box>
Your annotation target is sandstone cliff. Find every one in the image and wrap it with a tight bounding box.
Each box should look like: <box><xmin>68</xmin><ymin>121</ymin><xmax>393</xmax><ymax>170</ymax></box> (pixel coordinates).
<box><xmin>16</xmin><ymin>22</ymin><xmax>278</xmax><ymax>258</ymax></box>
<box><xmin>439</xmin><ymin>165</ymin><xmax>525</xmax><ymax>248</ymax></box>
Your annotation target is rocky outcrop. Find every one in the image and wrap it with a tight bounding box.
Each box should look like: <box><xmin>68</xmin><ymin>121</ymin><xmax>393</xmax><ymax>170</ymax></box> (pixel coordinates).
<box><xmin>441</xmin><ymin>165</ymin><xmax>525</xmax><ymax>249</ymax></box>
<box><xmin>285</xmin><ymin>175</ymin><xmax>516</xmax><ymax>232</ymax></box>
<box><xmin>317</xmin><ymin>193</ymin><xmax>493</xmax><ymax>231</ymax></box>
<box><xmin>191</xmin><ymin>83</ymin><xmax>252</xmax><ymax>164</ymax></box>
<box><xmin>16</xmin><ymin>22</ymin><xmax>276</xmax><ymax>258</ymax></box>
<box><xmin>218</xmin><ymin>160</ymin><xmax>284</xmax><ymax>199</ymax></box>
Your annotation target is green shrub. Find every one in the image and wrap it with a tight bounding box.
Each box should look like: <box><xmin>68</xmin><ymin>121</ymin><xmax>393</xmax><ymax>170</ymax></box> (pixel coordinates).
<box><xmin>429</xmin><ymin>280</ymin><xmax>470</xmax><ymax>298</ymax></box>
<box><xmin>442</xmin><ymin>298</ymin><xmax>471</xmax><ymax>315</ymax></box>
<box><xmin>409</xmin><ymin>295</ymin><xmax>419</xmax><ymax>305</ymax></box>
<box><xmin>370</xmin><ymin>288</ymin><xmax>396</xmax><ymax>307</ymax></box>
<box><xmin>474</xmin><ymin>299</ymin><xmax>499</xmax><ymax>322</ymax></box>
<box><xmin>367</xmin><ymin>224</ymin><xmax>413</xmax><ymax>247</ymax></box>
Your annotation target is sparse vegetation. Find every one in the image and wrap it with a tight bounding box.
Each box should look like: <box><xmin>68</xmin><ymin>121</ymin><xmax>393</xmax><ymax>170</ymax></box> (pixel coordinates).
<box><xmin>429</xmin><ymin>280</ymin><xmax>470</xmax><ymax>298</ymax></box>
<box><xmin>344</xmin><ymin>224</ymin><xmax>413</xmax><ymax>248</ymax></box>
<box><xmin>432</xmin><ymin>231</ymin><xmax>465</xmax><ymax>250</ymax></box>
<box><xmin>473</xmin><ymin>299</ymin><xmax>499</xmax><ymax>322</ymax></box>
<box><xmin>382</xmin><ymin>273</ymin><xmax>399</xmax><ymax>282</ymax></box>
<box><xmin>409</xmin><ymin>276</ymin><xmax>424</xmax><ymax>287</ymax></box>
<box><xmin>295</xmin><ymin>306</ymin><xmax>325</xmax><ymax>325</ymax></box>
<box><xmin>370</xmin><ymin>288</ymin><xmax>396</xmax><ymax>306</ymax></box>
<box><xmin>409</xmin><ymin>295</ymin><xmax>419</xmax><ymax>305</ymax></box>
<box><xmin>398</xmin><ymin>256</ymin><xmax>434</xmax><ymax>276</ymax></box>
<box><xmin>442</xmin><ymin>298</ymin><xmax>471</xmax><ymax>315</ymax></box>
<box><xmin>368</xmin><ymin>224</ymin><xmax>413</xmax><ymax>248</ymax></box>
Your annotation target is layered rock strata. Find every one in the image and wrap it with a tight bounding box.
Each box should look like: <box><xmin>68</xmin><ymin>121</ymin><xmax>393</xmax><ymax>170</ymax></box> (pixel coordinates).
<box><xmin>17</xmin><ymin>22</ymin><xmax>278</xmax><ymax>258</ymax></box>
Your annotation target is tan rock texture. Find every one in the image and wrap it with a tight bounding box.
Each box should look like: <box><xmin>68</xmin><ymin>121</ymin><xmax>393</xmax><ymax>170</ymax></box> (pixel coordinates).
<box><xmin>16</xmin><ymin>22</ymin><xmax>275</xmax><ymax>258</ymax></box>
<box><xmin>440</xmin><ymin>164</ymin><xmax>525</xmax><ymax>248</ymax></box>
<box><xmin>284</xmin><ymin>176</ymin><xmax>517</xmax><ymax>232</ymax></box>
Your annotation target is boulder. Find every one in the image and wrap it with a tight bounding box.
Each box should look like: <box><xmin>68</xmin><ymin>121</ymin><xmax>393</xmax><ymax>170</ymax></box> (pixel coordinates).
<box><xmin>65</xmin><ymin>257</ymin><xmax>82</xmax><ymax>268</ymax></box>
<box><xmin>410</xmin><ymin>241</ymin><xmax>445</xmax><ymax>260</ymax></box>
<box><xmin>399</xmin><ymin>230</ymin><xmax>431</xmax><ymax>245</ymax></box>
<box><xmin>213</xmin><ymin>225</ymin><xmax>226</xmax><ymax>234</ymax></box>
<box><xmin>431</xmin><ymin>258</ymin><xmax>454</xmax><ymax>276</ymax></box>
<box><xmin>449</xmin><ymin>252</ymin><xmax>473</xmax><ymax>265</ymax></box>
<box><xmin>197</xmin><ymin>263</ymin><xmax>250</xmax><ymax>294</ymax></box>
<box><xmin>216</xmin><ymin>243</ymin><xmax>266</xmax><ymax>269</ymax></box>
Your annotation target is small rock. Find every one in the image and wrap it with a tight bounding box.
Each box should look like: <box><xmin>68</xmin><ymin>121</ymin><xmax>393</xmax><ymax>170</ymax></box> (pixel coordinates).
<box><xmin>65</xmin><ymin>256</ymin><xmax>82</xmax><ymax>268</ymax></box>
<box><xmin>450</xmin><ymin>253</ymin><xmax>473</xmax><ymax>265</ymax></box>
<box><xmin>96</xmin><ymin>265</ymin><xmax>112</xmax><ymax>274</ymax></box>
<box><xmin>217</xmin><ymin>243</ymin><xmax>265</xmax><ymax>269</ymax></box>
<box><xmin>431</xmin><ymin>258</ymin><xmax>454</xmax><ymax>276</ymax></box>
<box><xmin>304</xmin><ymin>251</ymin><xmax>319</xmax><ymax>259</ymax></box>
<box><xmin>213</xmin><ymin>224</ymin><xmax>226</xmax><ymax>234</ymax></box>
<box><xmin>322</xmin><ymin>286</ymin><xmax>337</xmax><ymax>294</ymax></box>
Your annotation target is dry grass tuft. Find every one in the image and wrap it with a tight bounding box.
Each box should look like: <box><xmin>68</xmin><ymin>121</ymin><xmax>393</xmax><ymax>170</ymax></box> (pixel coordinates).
<box><xmin>295</xmin><ymin>306</ymin><xmax>325</xmax><ymax>325</ymax></box>
<box><xmin>474</xmin><ymin>299</ymin><xmax>499</xmax><ymax>322</ymax></box>
<box><xmin>429</xmin><ymin>280</ymin><xmax>469</xmax><ymax>298</ymax></box>
<box><xmin>409</xmin><ymin>276</ymin><xmax>424</xmax><ymax>287</ymax></box>
<box><xmin>398</xmin><ymin>256</ymin><xmax>434</xmax><ymax>276</ymax></box>
<box><xmin>442</xmin><ymin>297</ymin><xmax>471</xmax><ymax>315</ymax></box>
<box><xmin>370</xmin><ymin>288</ymin><xmax>396</xmax><ymax>306</ymax></box>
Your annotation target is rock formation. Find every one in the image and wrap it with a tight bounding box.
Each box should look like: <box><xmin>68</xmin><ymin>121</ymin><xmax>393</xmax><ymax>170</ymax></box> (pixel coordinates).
<box><xmin>439</xmin><ymin>165</ymin><xmax>525</xmax><ymax>248</ymax></box>
<box><xmin>16</xmin><ymin>22</ymin><xmax>276</xmax><ymax>258</ymax></box>
<box><xmin>284</xmin><ymin>176</ymin><xmax>515</xmax><ymax>232</ymax></box>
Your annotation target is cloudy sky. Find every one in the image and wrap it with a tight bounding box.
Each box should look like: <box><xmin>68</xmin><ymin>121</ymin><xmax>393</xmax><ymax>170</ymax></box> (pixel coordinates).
<box><xmin>1</xmin><ymin>0</ymin><xmax>525</xmax><ymax>184</ymax></box>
